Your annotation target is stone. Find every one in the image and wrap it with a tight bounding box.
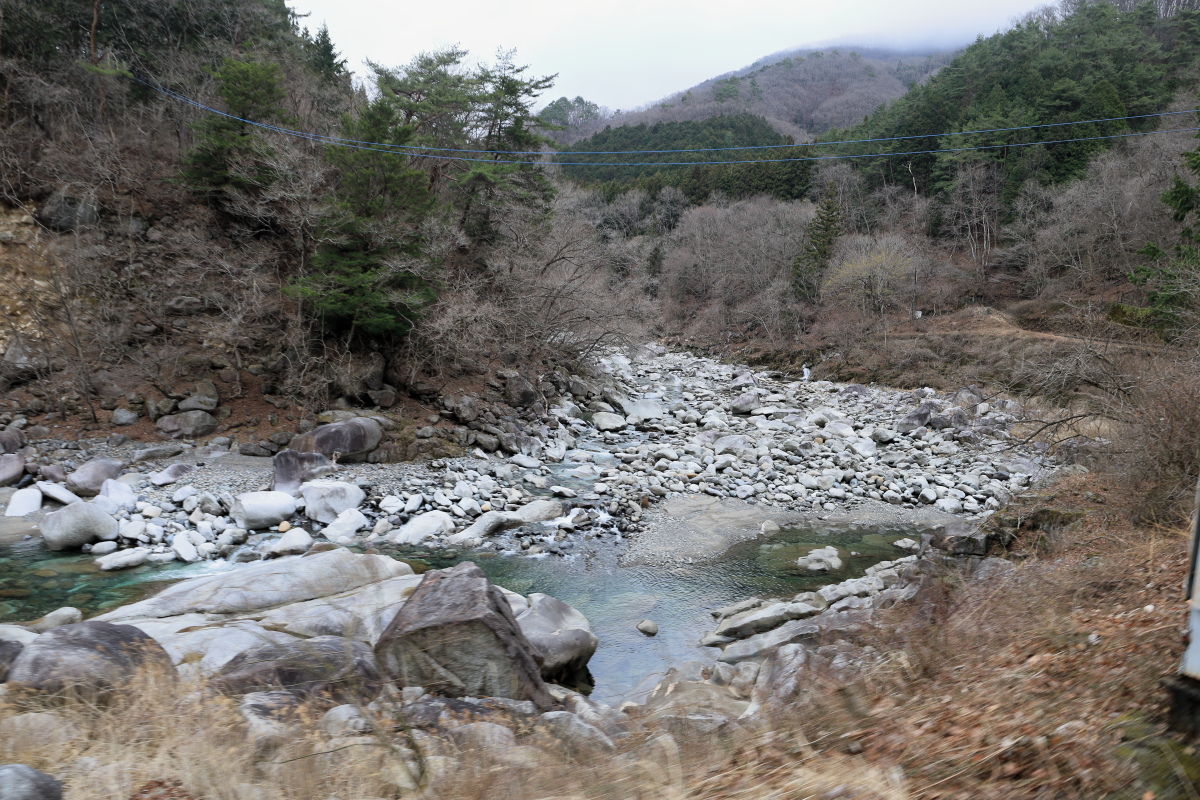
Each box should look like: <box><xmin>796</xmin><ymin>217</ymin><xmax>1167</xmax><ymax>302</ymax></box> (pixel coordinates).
<box><xmin>712</xmin><ymin>435</ymin><xmax>748</xmax><ymax>455</ymax></box>
<box><xmin>215</xmin><ymin>636</ymin><xmax>382</xmax><ymax>701</ymax></box>
<box><xmin>155</xmin><ymin>410</ymin><xmax>219</xmax><ymax>439</ymax></box>
<box><xmin>0</xmin><ymin>454</ymin><xmax>24</xmax><ymax>487</ymax></box>
<box><xmin>171</xmin><ymin>533</ymin><xmax>200</xmax><ymax>563</ymax></box>
<box><xmin>636</xmin><ymin>619</ymin><xmax>658</xmax><ymax>636</ymax></box>
<box><xmin>896</xmin><ymin>407</ymin><xmax>933</xmax><ymax>433</ymax></box>
<box><xmin>39</xmin><ymin>502</ymin><xmax>118</xmax><ymax>550</ymax></box>
<box><xmin>300</xmin><ymin>480</ymin><xmax>366</xmax><ymax>524</ymax></box>
<box><xmin>177</xmin><ymin>380</ymin><xmax>219</xmax><ymax>412</ymax></box>
<box><xmin>97</xmin><ymin>549</ymin><xmax>411</xmax><ymax>621</ymax></box>
<box><xmin>130</xmin><ymin>444</ymin><xmax>184</xmax><ymax>463</ymax></box>
<box><xmin>538</xmin><ymin>710</ymin><xmax>615</xmax><ymax>754</ymax></box>
<box><xmin>95</xmin><ymin>547</ymin><xmax>151</xmax><ymax>571</ymax></box>
<box><xmin>322</xmin><ymin>509</ymin><xmax>369</xmax><ymax>544</ymax></box>
<box><xmin>65</xmin><ymin>457</ymin><xmax>124</xmax><ymax>497</ymax></box>
<box><xmin>0</xmin><ymin>764</ymin><xmax>63</xmax><ymax>800</ymax></box>
<box><xmin>4</xmin><ymin>488</ymin><xmax>41</xmax><ymax>517</ymax></box>
<box><xmin>714</xmin><ymin>601</ymin><xmax>822</xmax><ymax>639</ymax></box>
<box><xmin>320</xmin><ymin>705</ymin><xmax>371</xmax><ymax>737</ymax></box>
<box><xmin>268</xmin><ymin>527</ymin><xmax>314</xmax><ymax>557</ymax></box>
<box><xmin>35</xmin><ymin>482</ymin><xmax>80</xmax><ymax>506</ymax></box>
<box><xmin>515</xmin><ymin>593</ymin><xmax>598</xmax><ymax>683</ymax></box>
<box><xmin>389</xmin><ymin>510</ymin><xmax>456</xmax><ymax>545</ymax></box>
<box><xmin>591</xmin><ymin>412</ymin><xmax>627</xmax><ymax>431</ymax></box>
<box><xmin>374</xmin><ymin>562</ymin><xmax>553</xmax><ymax>709</ymax></box>
<box><xmin>620</xmin><ymin>398</ymin><xmax>664</xmax><ymax>419</ymax></box>
<box><xmin>231</xmin><ymin>491</ymin><xmax>297</xmax><ymax>530</ymax></box>
<box><xmin>795</xmin><ymin>545</ymin><xmax>843</xmax><ymax>572</ymax></box>
<box><xmin>511</xmin><ymin>499</ymin><xmax>564</xmax><ymax>524</ymax></box>
<box><xmin>0</xmin><ymin>428</ymin><xmax>25</xmax><ymax>454</ymax></box>
<box><xmin>5</xmin><ymin>621</ymin><xmax>176</xmax><ymax>698</ymax></box>
<box><xmin>505</xmin><ymin>375</ymin><xmax>539</xmax><ymax>408</ymax></box>
<box><xmin>90</xmin><ymin>540</ymin><xmax>118</xmax><ymax>555</ymax></box>
<box><xmin>730</xmin><ymin>391</ymin><xmax>762</xmax><ymax>415</ymax></box>
<box><xmin>149</xmin><ymin>463</ymin><xmax>194</xmax><ymax>486</ymax></box>
<box><xmin>290</xmin><ymin>418</ymin><xmax>383</xmax><ymax>460</ymax></box>
<box><xmin>26</xmin><ymin>607</ymin><xmax>83</xmax><ymax>633</ymax></box>
<box><xmin>37</xmin><ymin>465</ymin><xmax>66</xmax><ymax>483</ymax></box>
<box><xmin>272</xmin><ymin>450</ymin><xmax>334</xmax><ymax>494</ymax></box>
<box><xmin>0</xmin><ymin>640</ymin><xmax>24</xmax><ymax>682</ymax></box>
<box><xmin>110</xmin><ymin>408</ymin><xmax>139</xmax><ymax>426</ymax></box>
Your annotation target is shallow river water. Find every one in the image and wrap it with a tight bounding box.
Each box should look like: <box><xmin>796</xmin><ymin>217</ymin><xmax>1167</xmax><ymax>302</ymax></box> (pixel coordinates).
<box><xmin>1</xmin><ymin>517</ymin><xmax>919</xmax><ymax>704</ymax></box>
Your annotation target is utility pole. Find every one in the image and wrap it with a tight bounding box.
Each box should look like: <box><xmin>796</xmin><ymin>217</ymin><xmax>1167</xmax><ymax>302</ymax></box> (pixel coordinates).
<box><xmin>1167</xmin><ymin>476</ymin><xmax>1200</xmax><ymax>735</ymax></box>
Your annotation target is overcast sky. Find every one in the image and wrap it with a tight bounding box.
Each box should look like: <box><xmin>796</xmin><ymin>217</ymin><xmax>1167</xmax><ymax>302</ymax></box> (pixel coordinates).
<box><xmin>287</xmin><ymin>0</ymin><xmax>1051</xmax><ymax>110</ymax></box>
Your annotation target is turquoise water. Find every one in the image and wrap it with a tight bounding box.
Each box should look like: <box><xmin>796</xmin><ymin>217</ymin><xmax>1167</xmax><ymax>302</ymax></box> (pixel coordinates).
<box><xmin>1</xmin><ymin>520</ymin><xmax>919</xmax><ymax>704</ymax></box>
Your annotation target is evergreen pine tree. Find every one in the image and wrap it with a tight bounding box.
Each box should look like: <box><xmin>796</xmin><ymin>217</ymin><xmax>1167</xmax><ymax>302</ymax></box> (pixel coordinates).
<box><xmin>792</xmin><ymin>184</ymin><xmax>842</xmax><ymax>300</ymax></box>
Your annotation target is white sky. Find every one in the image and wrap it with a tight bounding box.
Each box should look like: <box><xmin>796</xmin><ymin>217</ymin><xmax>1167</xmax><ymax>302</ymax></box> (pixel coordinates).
<box><xmin>287</xmin><ymin>0</ymin><xmax>1051</xmax><ymax>111</ymax></box>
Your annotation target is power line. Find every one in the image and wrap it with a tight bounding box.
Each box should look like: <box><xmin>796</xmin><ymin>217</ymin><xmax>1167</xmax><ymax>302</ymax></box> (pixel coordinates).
<box><xmin>134</xmin><ymin>73</ymin><xmax>1200</xmax><ymax>160</ymax></box>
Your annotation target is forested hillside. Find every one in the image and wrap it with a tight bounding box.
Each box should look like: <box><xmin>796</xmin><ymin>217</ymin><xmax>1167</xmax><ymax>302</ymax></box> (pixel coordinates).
<box><xmin>543</xmin><ymin>47</ymin><xmax>955</xmax><ymax>145</ymax></box>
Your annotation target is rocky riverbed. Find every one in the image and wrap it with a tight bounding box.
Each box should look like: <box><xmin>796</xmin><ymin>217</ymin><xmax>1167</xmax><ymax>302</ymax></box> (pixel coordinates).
<box><xmin>0</xmin><ymin>344</ymin><xmax>1061</xmax><ymax>797</ymax></box>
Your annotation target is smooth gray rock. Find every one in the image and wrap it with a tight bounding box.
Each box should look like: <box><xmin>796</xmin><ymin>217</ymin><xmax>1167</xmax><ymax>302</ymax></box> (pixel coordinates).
<box><xmin>150</xmin><ymin>463</ymin><xmax>195</xmax><ymax>486</ymax></box>
<box><xmin>110</xmin><ymin>408</ymin><xmax>139</xmax><ymax>426</ymax></box>
<box><xmin>300</xmin><ymin>480</ymin><xmax>365</xmax><ymax>524</ymax></box>
<box><xmin>95</xmin><ymin>547</ymin><xmax>150</xmax><ymax>571</ymax></box>
<box><xmin>4</xmin><ymin>487</ymin><xmax>41</xmax><ymax>517</ymax></box>
<box><xmin>96</xmin><ymin>549</ymin><xmax>411</xmax><ymax>621</ymax></box>
<box><xmin>620</xmin><ymin>398</ymin><xmax>664</xmax><ymax>419</ymax></box>
<box><xmin>65</xmin><ymin>457</ymin><xmax>124</xmax><ymax>497</ymax></box>
<box><xmin>388</xmin><ymin>510</ymin><xmax>455</xmax><ymax>545</ymax></box>
<box><xmin>231</xmin><ymin>491</ymin><xmax>296</xmax><ymax>530</ymax></box>
<box><xmin>0</xmin><ymin>764</ymin><xmax>62</xmax><ymax>800</ymax></box>
<box><xmin>267</xmin><ymin>527</ymin><xmax>313</xmax><ymax>556</ymax></box>
<box><xmin>214</xmin><ymin>635</ymin><xmax>382</xmax><ymax>701</ymax></box>
<box><xmin>177</xmin><ymin>380</ymin><xmax>219</xmax><ymax>412</ymax></box>
<box><xmin>39</xmin><ymin>502</ymin><xmax>118</xmax><ymax>550</ymax></box>
<box><xmin>272</xmin><ymin>450</ymin><xmax>334</xmax><ymax>494</ymax></box>
<box><xmin>130</xmin><ymin>444</ymin><xmax>184</xmax><ymax>463</ymax></box>
<box><xmin>26</xmin><ymin>607</ymin><xmax>82</xmax><ymax>633</ymax></box>
<box><xmin>0</xmin><ymin>640</ymin><xmax>24</xmax><ymax>682</ymax></box>
<box><xmin>155</xmin><ymin>410</ymin><xmax>218</xmax><ymax>439</ymax></box>
<box><xmin>0</xmin><ymin>428</ymin><xmax>25</xmax><ymax>454</ymax></box>
<box><xmin>0</xmin><ymin>453</ymin><xmax>25</xmax><ymax>487</ymax></box>
<box><xmin>35</xmin><ymin>482</ymin><xmax>80</xmax><ymax>505</ymax></box>
<box><xmin>637</xmin><ymin>619</ymin><xmax>658</xmax><ymax>636</ymax></box>
<box><xmin>590</xmin><ymin>412</ymin><xmax>626</xmax><ymax>432</ymax></box>
<box><xmin>515</xmin><ymin>593</ymin><xmax>597</xmax><ymax>683</ymax></box>
<box><xmin>290</xmin><ymin>418</ymin><xmax>383</xmax><ymax>460</ymax></box>
<box><xmin>5</xmin><ymin>621</ymin><xmax>176</xmax><ymax>697</ymax></box>
<box><xmin>374</xmin><ymin>562</ymin><xmax>553</xmax><ymax>709</ymax></box>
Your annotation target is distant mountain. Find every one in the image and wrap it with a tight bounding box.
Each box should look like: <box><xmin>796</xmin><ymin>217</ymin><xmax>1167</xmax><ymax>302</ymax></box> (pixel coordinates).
<box><xmin>542</xmin><ymin>46</ymin><xmax>958</xmax><ymax>145</ymax></box>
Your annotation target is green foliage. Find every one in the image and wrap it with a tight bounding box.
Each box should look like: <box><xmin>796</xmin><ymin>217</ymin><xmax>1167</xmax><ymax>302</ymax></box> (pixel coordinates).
<box><xmin>182</xmin><ymin>59</ymin><xmax>288</xmax><ymax>192</ymax></box>
<box><xmin>540</xmin><ymin>96</ymin><xmax>603</xmax><ymax>129</ymax></box>
<box><xmin>792</xmin><ymin>185</ymin><xmax>843</xmax><ymax>300</ymax></box>
<box><xmin>713</xmin><ymin>78</ymin><xmax>740</xmax><ymax>103</ymax></box>
<box><xmin>558</xmin><ymin>114</ymin><xmax>810</xmax><ymax>202</ymax></box>
<box><xmin>306</xmin><ymin>25</ymin><xmax>347</xmax><ymax>83</ymax></box>
<box><xmin>822</xmin><ymin>2</ymin><xmax>1199</xmax><ymax>198</ymax></box>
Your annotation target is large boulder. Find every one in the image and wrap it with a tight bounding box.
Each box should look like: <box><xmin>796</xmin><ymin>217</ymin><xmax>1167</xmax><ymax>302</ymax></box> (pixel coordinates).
<box><xmin>4</xmin><ymin>487</ymin><xmax>41</xmax><ymax>517</ymax></box>
<box><xmin>155</xmin><ymin>410</ymin><xmax>218</xmax><ymax>439</ymax></box>
<box><xmin>64</xmin><ymin>457</ymin><xmax>124</xmax><ymax>497</ymax></box>
<box><xmin>272</xmin><ymin>450</ymin><xmax>334</xmax><ymax>494</ymax></box>
<box><xmin>5</xmin><ymin>621</ymin><xmax>176</xmax><ymax>698</ymax></box>
<box><xmin>374</xmin><ymin>562</ymin><xmax>553</xmax><ymax>709</ymax></box>
<box><xmin>0</xmin><ymin>454</ymin><xmax>24</xmax><ymax>487</ymax></box>
<box><xmin>214</xmin><ymin>635</ymin><xmax>382</xmax><ymax>701</ymax></box>
<box><xmin>0</xmin><ymin>639</ymin><xmax>24</xmax><ymax>682</ymax></box>
<box><xmin>300</xmin><ymin>480</ymin><xmax>365</xmax><ymax>524</ymax></box>
<box><xmin>0</xmin><ymin>765</ymin><xmax>62</xmax><ymax>800</ymax></box>
<box><xmin>231</xmin><ymin>491</ymin><xmax>296</xmax><ymax>530</ymax></box>
<box><xmin>97</xmin><ymin>549</ymin><xmax>412</xmax><ymax>621</ymax></box>
<box><xmin>590</xmin><ymin>412</ymin><xmax>626</xmax><ymax>432</ymax></box>
<box><xmin>256</xmin><ymin>574</ymin><xmax>423</xmax><ymax>644</ymax></box>
<box><xmin>619</xmin><ymin>398</ymin><xmax>664</xmax><ymax>420</ymax></box>
<box><xmin>515</xmin><ymin>593</ymin><xmax>597</xmax><ymax>685</ymax></box>
<box><xmin>289</xmin><ymin>418</ymin><xmax>383</xmax><ymax>461</ymax></box>
<box><xmin>388</xmin><ymin>510</ymin><xmax>456</xmax><ymax>545</ymax></box>
<box><xmin>0</xmin><ymin>428</ymin><xmax>26</xmax><ymax>454</ymax></box>
<box><xmin>39</xmin><ymin>502</ymin><xmax>118</xmax><ymax>551</ymax></box>
<box><xmin>177</xmin><ymin>379</ymin><xmax>219</xmax><ymax>412</ymax></box>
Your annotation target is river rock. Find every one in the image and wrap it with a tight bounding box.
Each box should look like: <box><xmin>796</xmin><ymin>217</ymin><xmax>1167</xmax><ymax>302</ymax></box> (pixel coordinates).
<box><xmin>300</xmin><ymin>480</ymin><xmax>365</xmax><ymax>524</ymax></box>
<box><xmin>214</xmin><ymin>635</ymin><xmax>382</xmax><ymax>701</ymax></box>
<box><xmin>322</xmin><ymin>509</ymin><xmax>368</xmax><ymax>544</ymax></box>
<box><xmin>714</xmin><ymin>600</ymin><xmax>823</xmax><ymax>639</ymax></box>
<box><xmin>130</xmin><ymin>444</ymin><xmax>184</xmax><ymax>463</ymax></box>
<box><xmin>256</xmin><ymin>573</ymin><xmax>422</xmax><ymax>644</ymax></box>
<box><xmin>636</xmin><ymin>619</ymin><xmax>658</xmax><ymax>636</ymax></box>
<box><xmin>231</xmin><ymin>491</ymin><xmax>296</xmax><ymax>530</ymax></box>
<box><xmin>515</xmin><ymin>593</ymin><xmax>598</xmax><ymax>683</ymax></box>
<box><xmin>374</xmin><ymin>562</ymin><xmax>553</xmax><ymax>709</ymax></box>
<box><xmin>95</xmin><ymin>547</ymin><xmax>151</xmax><ymax>571</ymax></box>
<box><xmin>268</xmin><ymin>527</ymin><xmax>314</xmax><ymax>556</ymax></box>
<box><xmin>35</xmin><ymin>482</ymin><xmax>80</xmax><ymax>506</ymax></box>
<box><xmin>272</xmin><ymin>450</ymin><xmax>334</xmax><ymax>494</ymax></box>
<box><xmin>65</xmin><ymin>457</ymin><xmax>124</xmax><ymax>497</ymax></box>
<box><xmin>149</xmin><ymin>464</ymin><xmax>194</xmax><ymax>486</ymax></box>
<box><xmin>389</xmin><ymin>510</ymin><xmax>456</xmax><ymax>545</ymax></box>
<box><xmin>171</xmin><ymin>532</ymin><xmax>200</xmax><ymax>563</ymax></box>
<box><xmin>4</xmin><ymin>488</ymin><xmax>41</xmax><ymax>517</ymax></box>
<box><xmin>591</xmin><ymin>412</ymin><xmax>626</xmax><ymax>432</ymax></box>
<box><xmin>0</xmin><ymin>428</ymin><xmax>26</xmax><ymax>454</ymax></box>
<box><xmin>0</xmin><ymin>764</ymin><xmax>63</xmax><ymax>800</ymax></box>
<box><xmin>39</xmin><ymin>502</ymin><xmax>118</xmax><ymax>550</ymax></box>
<box><xmin>290</xmin><ymin>418</ymin><xmax>383</xmax><ymax>460</ymax></box>
<box><xmin>26</xmin><ymin>607</ymin><xmax>83</xmax><ymax>633</ymax></box>
<box><xmin>730</xmin><ymin>391</ymin><xmax>762</xmax><ymax>415</ymax></box>
<box><xmin>620</xmin><ymin>398</ymin><xmax>664</xmax><ymax>419</ymax></box>
<box><xmin>0</xmin><ymin>454</ymin><xmax>24</xmax><ymax>487</ymax></box>
<box><xmin>97</xmin><ymin>549</ymin><xmax>411</xmax><ymax>620</ymax></box>
<box><xmin>5</xmin><ymin>621</ymin><xmax>176</xmax><ymax>697</ymax></box>
<box><xmin>155</xmin><ymin>410</ymin><xmax>218</xmax><ymax>439</ymax></box>
<box><xmin>796</xmin><ymin>545</ymin><xmax>842</xmax><ymax>572</ymax></box>
<box><xmin>511</xmin><ymin>499</ymin><xmax>564</xmax><ymax>524</ymax></box>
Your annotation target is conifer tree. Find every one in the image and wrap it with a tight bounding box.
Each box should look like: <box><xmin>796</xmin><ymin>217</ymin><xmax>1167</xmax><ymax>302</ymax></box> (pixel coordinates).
<box><xmin>792</xmin><ymin>184</ymin><xmax>842</xmax><ymax>300</ymax></box>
